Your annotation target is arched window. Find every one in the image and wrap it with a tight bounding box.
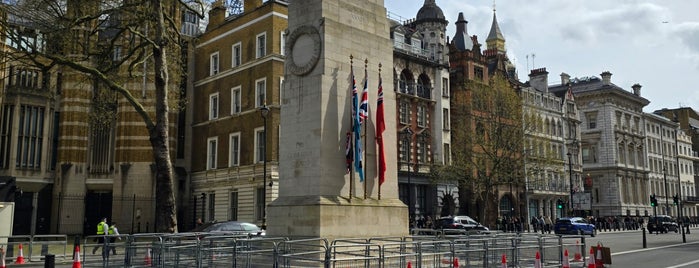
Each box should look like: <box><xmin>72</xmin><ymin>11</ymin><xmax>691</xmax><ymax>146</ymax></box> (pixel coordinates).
<box><xmin>399</xmin><ymin>70</ymin><xmax>414</xmax><ymax>95</ymax></box>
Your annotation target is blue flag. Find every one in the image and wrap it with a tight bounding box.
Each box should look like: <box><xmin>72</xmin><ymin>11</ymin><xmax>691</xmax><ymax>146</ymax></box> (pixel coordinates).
<box><xmin>351</xmin><ymin>68</ymin><xmax>364</xmax><ymax>182</ymax></box>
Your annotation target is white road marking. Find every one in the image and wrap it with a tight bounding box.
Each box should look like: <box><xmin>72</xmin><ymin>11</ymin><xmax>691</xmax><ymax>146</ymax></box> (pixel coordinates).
<box><xmin>665</xmin><ymin>259</ymin><xmax>699</xmax><ymax>268</ymax></box>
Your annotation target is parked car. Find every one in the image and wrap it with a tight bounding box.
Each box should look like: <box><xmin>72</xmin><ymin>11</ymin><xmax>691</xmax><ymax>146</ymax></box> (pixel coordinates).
<box><xmin>189</xmin><ymin>221</ymin><xmax>266</xmax><ymax>236</ymax></box>
<box><xmin>647</xmin><ymin>215</ymin><xmax>678</xmax><ymax>234</ymax></box>
<box><xmin>553</xmin><ymin>217</ymin><xmax>596</xmax><ymax>236</ymax></box>
<box><xmin>434</xmin><ymin>216</ymin><xmax>490</xmax><ymax>233</ymax></box>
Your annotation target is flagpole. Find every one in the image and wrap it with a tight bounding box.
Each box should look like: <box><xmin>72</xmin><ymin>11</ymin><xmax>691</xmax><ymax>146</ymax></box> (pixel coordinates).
<box><xmin>349</xmin><ymin>55</ymin><xmax>354</xmax><ymax>201</ymax></box>
<box><xmin>363</xmin><ymin>58</ymin><xmax>368</xmax><ymax>199</ymax></box>
<box><xmin>377</xmin><ymin>63</ymin><xmax>382</xmax><ymax>200</ymax></box>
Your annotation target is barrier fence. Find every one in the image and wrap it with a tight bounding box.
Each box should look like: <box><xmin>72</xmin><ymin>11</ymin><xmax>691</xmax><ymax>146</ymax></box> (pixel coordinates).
<box><xmin>0</xmin><ymin>231</ymin><xmax>588</xmax><ymax>267</ymax></box>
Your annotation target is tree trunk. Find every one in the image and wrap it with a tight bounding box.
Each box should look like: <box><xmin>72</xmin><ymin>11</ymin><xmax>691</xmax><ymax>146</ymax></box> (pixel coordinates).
<box><xmin>150</xmin><ymin>0</ymin><xmax>177</xmax><ymax>233</ymax></box>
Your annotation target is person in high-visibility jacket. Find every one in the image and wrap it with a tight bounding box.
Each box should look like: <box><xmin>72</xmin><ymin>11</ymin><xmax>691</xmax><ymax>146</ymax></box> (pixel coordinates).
<box><xmin>108</xmin><ymin>222</ymin><xmax>121</xmax><ymax>255</ymax></box>
<box><xmin>92</xmin><ymin>217</ymin><xmax>109</xmax><ymax>256</ymax></box>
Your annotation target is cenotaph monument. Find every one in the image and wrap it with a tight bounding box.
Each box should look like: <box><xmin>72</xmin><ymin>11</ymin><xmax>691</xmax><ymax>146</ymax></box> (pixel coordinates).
<box><xmin>266</xmin><ymin>0</ymin><xmax>407</xmax><ymax>238</ymax></box>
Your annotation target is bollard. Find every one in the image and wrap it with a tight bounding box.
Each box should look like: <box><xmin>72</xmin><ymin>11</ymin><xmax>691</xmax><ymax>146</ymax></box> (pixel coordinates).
<box><xmin>642</xmin><ymin>227</ymin><xmax>647</xmax><ymax>248</ymax></box>
<box><xmin>44</xmin><ymin>254</ymin><xmax>55</xmax><ymax>268</ymax></box>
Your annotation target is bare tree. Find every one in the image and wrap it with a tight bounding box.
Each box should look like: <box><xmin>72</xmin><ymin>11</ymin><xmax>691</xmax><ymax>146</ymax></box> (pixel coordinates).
<box><xmin>0</xmin><ymin>0</ymin><xmax>206</xmax><ymax>233</ymax></box>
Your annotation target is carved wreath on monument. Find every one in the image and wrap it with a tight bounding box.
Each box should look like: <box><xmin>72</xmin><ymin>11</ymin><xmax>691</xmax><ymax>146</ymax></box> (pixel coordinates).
<box><xmin>287</xmin><ymin>25</ymin><xmax>321</xmax><ymax>76</ymax></box>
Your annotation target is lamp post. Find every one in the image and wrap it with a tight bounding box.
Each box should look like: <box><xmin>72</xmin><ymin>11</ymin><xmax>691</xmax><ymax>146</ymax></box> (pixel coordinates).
<box><xmin>403</xmin><ymin>128</ymin><xmax>414</xmax><ymax>227</ymax></box>
<box><xmin>567</xmin><ymin>140</ymin><xmax>578</xmax><ymax>217</ymax></box>
<box><xmin>672</xmin><ymin>117</ymin><xmax>687</xmax><ymax>243</ymax></box>
<box><xmin>260</xmin><ymin>104</ymin><xmax>269</xmax><ymax>230</ymax></box>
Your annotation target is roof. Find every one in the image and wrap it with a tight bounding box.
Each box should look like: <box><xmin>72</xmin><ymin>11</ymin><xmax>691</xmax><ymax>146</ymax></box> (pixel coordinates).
<box><xmin>452</xmin><ymin>12</ymin><xmax>474</xmax><ymax>51</ymax></box>
<box><xmin>549</xmin><ymin>76</ymin><xmax>650</xmax><ymax>106</ymax></box>
<box><xmin>416</xmin><ymin>0</ymin><xmax>446</xmax><ymax>22</ymax></box>
<box><xmin>486</xmin><ymin>11</ymin><xmax>505</xmax><ymax>42</ymax></box>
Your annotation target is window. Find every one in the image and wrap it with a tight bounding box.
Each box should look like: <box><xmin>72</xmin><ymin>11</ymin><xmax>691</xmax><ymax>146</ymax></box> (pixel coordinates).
<box><xmin>229</xmin><ymin>133</ymin><xmax>240</xmax><ymax>167</ymax></box>
<box><xmin>256</xmin><ymin>32</ymin><xmax>266</xmax><ymax>58</ymax></box>
<box><xmin>209</xmin><ymin>93</ymin><xmax>219</xmax><ymax>120</ymax></box>
<box><xmin>255</xmin><ymin>128</ymin><xmax>265</xmax><ymax>163</ymax></box>
<box><xmin>417</xmin><ymin>105</ymin><xmax>426</xmax><ymax>127</ymax></box>
<box><xmin>394</xmin><ymin>33</ymin><xmax>404</xmax><ymax>47</ymax></box>
<box><xmin>443</xmin><ymin>143</ymin><xmax>451</xmax><ymax>165</ymax></box>
<box><xmin>16</xmin><ymin>105</ymin><xmax>45</xmax><ymax>169</ymax></box>
<box><xmin>0</xmin><ymin>105</ymin><xmax>15</xmax><ymax>169</ymax></box>
<box><xmin>255</xmin><ymin>187</ymin><xmax>264</xmax><ymax>220</ymax></box>
<box><xmin>401</xmin><ymin>135</ymin><xmax>411</xmax><ymax>163</ymax></box>
<box><xmin>417</xmin><ymin>137</ymin><xmax>428</xmax><ymax>164</ymax></box>
<box><xmin>210</xmin><ymin>52</ymin><xmax>219</xmax><ymax>76</ymax></box>
<box><xmin>442</xmin><ymin>78</ymin><xmax>449</xmax><ymax>97</ymax></box>
<box><xmin>112</xmin><ymin>46</ymin><xmax>122</xmax><ymax>61</ymax></box>
<box><xmin>231</xmin><ymin>86</ymin><xmax>241</xmax><ymax>114</ymax></box>
<box><xmin>229</xmin><ymin>191</ymin><xmax>238</xmax><ymax>221</ymax></box>
<box><xmin>399</xmin><ymin>100</ymin><xmax>409</xmax><ymax>124</ymax></box>
<box><xmin>207</xmin><ymin>137</ymin><xmax>218</xmax><ymax>170</ymax></box>
<box><xmin>442</xmin><ymin>108</ymin><xmax>450</xmax><ymax>130</ymax></box>
<box><xmin>207</xmin><ymin>193</ymin><xmax>215</xmax><ymax>222</ymax></box>
<box><xmin>255</xmin><ymin>78</ymin><xmax>267</xmax><ymax>107</ymax></box>
<box><xmin>586</xmin><ymin>112</ymin><xmax>597</xmax><ymax>129</ymax></box>
<box><xmin>232</xmin><ymin>42</ymin><xmax>242</xmax><ymax>67</ymax></box>
<box><xmin>474</xmin><ymin>67</ymin><xmax>484</xmax><ymax>81</ymax></box>
<box><xmin>280</xmin><ymin>31</ymin><xmax>286</xmax><ymax>56</ymax></box>
<box><xmin>279</xmin><ymin>77</ymin><xmax>285</xmax><ymax>101</ymax></box>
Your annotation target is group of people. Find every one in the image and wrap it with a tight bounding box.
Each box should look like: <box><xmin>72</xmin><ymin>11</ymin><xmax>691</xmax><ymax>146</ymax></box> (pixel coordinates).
<box><xmin>92</xmin><ymin>217</ymin><xmax>121</xmax><ymax>258</ymax></box>
<box><xmin>530</xmin><ymin>215</ymin><xmax>554</xmax><ymax>233</ymax></box>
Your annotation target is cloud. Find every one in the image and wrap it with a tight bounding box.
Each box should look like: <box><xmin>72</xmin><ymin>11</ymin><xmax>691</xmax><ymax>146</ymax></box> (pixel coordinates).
<box><xmin>672</xmin><ymin>22</ymin><xmax>699</xmax><ymax>67</ymax></box>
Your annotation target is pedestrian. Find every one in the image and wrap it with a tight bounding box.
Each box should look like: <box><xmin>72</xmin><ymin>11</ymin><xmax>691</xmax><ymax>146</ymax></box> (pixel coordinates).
<box><xmin>92</xmin><ymin>217</ymin><xmax>109</xmax><ymax>257</ymax></box>
<box><xmin>544</xmin><ymin>216</ymin><xmax>553</xmax><ymax>234</ymax></box>
<box><xmin>108</xmin><ymin>222</ymin><xmax>121</xmax><ymax>255</ymax></box>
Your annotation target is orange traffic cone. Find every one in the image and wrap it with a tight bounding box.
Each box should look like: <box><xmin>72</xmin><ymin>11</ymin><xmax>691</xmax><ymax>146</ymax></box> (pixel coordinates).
<box><xmin>453</xmin><ymin>258</ymin><xmax>459</xmax><ymax>267</ymax></box>
<box><xmin>586</xmin><ymin>246</ymin><xmax>596</xmax><ymax>268</ymax></box>
<box><xmin>406</xmin><ymin>261</ymin><xmax>412</xmax><ymax>268</ymax></box>
<box><xmin>534</xmin><ymin>251</ymin><xmax>542</xmax><ymax>268</ymax></box>
<box><xmin>562</xmin><ymin>249</ymin><xmax>570</xmax><ymax>268</ymax></box>
<box><xmin>72</xmin><ymin>245</ymin><xmax>82</xmax><ymax>268</ymax></box>
<box><xmin>595</xmin><ymin>244</ymin><xmax>605</xmax><ymax>268</ymax></box>
<box><xmin>501</xmin><ymin>254</ymin><xmax>507</xmax><ymax>268</ymax></box>
<box><xmin>144</xmin><ymin>248</ymin><xmax>152</xmax><ymax>267</ymax></box>
<box><xmin>15</xmin><ymin>243</ymin><xmax>25</xmax><ymax>264</ymax></box>
<box><xmin>573</xmin><ymin>240</ymin><xmax>583</xmax><ymax>262</ymax></box>
<box><xmin>1</xmin><ymin>246</ymin><xmax>7</xmax><ymax>268</ymax></box>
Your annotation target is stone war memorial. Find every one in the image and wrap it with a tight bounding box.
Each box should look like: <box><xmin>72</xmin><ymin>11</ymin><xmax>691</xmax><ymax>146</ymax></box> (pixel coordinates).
<box><xmin>267</xmin><ymin>0</ymin><xmax>407</xmax><ymax>238</ymax></box>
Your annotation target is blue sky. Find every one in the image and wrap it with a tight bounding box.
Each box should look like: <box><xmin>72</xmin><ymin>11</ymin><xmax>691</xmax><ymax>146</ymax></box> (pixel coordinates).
<box><xmin>384</xmin><ymin>0</ymin><xmax>699</xmax><ymax>112</ymax></box>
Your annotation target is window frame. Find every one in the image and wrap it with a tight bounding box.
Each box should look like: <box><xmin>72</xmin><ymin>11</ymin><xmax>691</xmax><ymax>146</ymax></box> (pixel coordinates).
<box><xmin>229</xmin><ymin>132</ymin><xmax>241</xmax><ymax>167</ymax></box>
<box><xmin>231</xmin><ymin>86</ymin><xmax>241</xmax><ymax>114</ymax></box>
<box><xmin>255</xmin><ymin>78</ymin><xmax>267</xmax><ymax>107</ymax></box>
<box><xmin>231</xmin><ymin>42</ymin><xmax>242</xmax><ymax>67</ymax></box>
<box><xmin>209</xmin><ymin>92</ymin><xmax>219</xmax><ymax>120</ymax></box>
<box><xmin>207</xmin><ymin>137</ymin><xmax>218</xmax><ymax>170</ymax></box>
<box><xmin>210</xmin><ymin>51</ymin><xmax>219</xmax><ymax>76</ymax></box>
<box><xmin>256</xmin><ymin>32</ymin><xmax>267</xmax><ymax>58</ymax></box>
<box><xmin>254</xmin><ymin>127</ymin><xmax>265</xmax><ymax>163</ymax></box>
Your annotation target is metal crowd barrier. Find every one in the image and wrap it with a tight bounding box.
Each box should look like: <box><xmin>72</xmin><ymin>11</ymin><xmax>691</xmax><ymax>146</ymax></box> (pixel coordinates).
<box><xmin>0</xmin><ymin>232</ymin><xmax>585</xmax><ymax>267</ymax></box>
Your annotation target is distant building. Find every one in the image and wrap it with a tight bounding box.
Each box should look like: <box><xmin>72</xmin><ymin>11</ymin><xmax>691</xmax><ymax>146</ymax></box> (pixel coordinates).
<box><xmin>550</xmin><ymin>72</ymin><xmax>650</xmax><ymax>217</ymax></box>
<box><xmin>389</xmin><ymin>0</ymin><xmax>452</xmax><ymax>223</ymax></box>
<box><xmin>522</xmin><ymin>69</ymin><xmax>581</xmax><ymax>220</ymax></box>
<box><xmin>189</xmin><ymin>0</ymin><xmax>287</xmax><ymax>228</ymax></box>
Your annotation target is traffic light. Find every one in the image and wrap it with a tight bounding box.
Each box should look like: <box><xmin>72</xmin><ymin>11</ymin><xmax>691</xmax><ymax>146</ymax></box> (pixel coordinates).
<box><xmin>650</xmin><ymin>194</ymin><xmax>657</xmax><ymax>207</ymax></box>
<box><xmin>673</xmin><ymin>195</ymin><xmax>679</xmax><ymax>206</ymax></box>
<box><xmin>556</xmin><ymin>199</ymin><xmax>564</xmax><ymax>209</ymax></box>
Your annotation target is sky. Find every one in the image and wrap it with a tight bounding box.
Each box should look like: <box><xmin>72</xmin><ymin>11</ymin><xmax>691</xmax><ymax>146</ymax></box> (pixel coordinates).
<box><xmin>384</xmin><ymin>0</ymin><xmax>699</xmax><ymax>113</ymax></box>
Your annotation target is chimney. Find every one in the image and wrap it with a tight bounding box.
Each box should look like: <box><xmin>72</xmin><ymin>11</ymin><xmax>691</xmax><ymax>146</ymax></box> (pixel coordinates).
<box><xmin>528</xmin><ymin>68</ymin><xmax>549</xmax><ymax>92</ymax></box>
<box><xmin>206</xmin><ymin>0</ymin><xmax>226</xmax><ymax>31</ymax></box>
<box><xmin>600</xmin><ymin>71</ymin><xmax>612</xmax><ymax>85</ymax></box>
<box><xmin>632</xmin><ymin>83</ymin><xmax>642</xmax><ymax>96</ymax></box>
<box><xmin>560</xmin><ymin>72</ymin><xmax>570</xmax><ymax>85</ymax></box>
<box><xmin>244</xmin><ymin>0</ymin><xmax>264</xmax><ymax>12</ymax></box>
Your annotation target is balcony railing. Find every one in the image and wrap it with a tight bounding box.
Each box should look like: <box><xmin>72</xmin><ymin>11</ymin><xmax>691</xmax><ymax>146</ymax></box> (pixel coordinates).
<box><xmin>397</xmin><ymin>81</ymin><xmax>431</xmax><ymax>100</ymax></box>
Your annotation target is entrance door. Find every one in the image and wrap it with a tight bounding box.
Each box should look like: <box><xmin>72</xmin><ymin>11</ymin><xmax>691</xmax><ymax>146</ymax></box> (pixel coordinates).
<box><xmin>84</xmin><ymin>191</ymin><xmax>112</xmax><ymax>235</ymax></box>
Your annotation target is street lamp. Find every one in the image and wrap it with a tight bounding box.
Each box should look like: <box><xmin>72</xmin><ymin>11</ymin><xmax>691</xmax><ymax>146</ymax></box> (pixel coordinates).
<box><xmin>259</xmin><ymin>104</ymin><xmax>269</xmax><ymax>230</ymax></box>
<box><xmin>403</xmin><ymin>128</ymin><xmax>414</xmax><ymax>227</ymax></box>
<box><xmin>567</xmin><ymin>140</ymin><xmax>578</xmax><ymax>217</ymax></box>
<box><xmin>672</xmin><ymin>114</ymin><xmax>687</xmax><ymax>243</ymax></box>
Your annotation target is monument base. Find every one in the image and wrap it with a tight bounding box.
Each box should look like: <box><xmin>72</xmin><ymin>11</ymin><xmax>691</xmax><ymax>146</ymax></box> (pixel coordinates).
<box><xmin>267</xmin><ymin>196</ymin><xmax>408</xmax><ymax>239</ymax></box>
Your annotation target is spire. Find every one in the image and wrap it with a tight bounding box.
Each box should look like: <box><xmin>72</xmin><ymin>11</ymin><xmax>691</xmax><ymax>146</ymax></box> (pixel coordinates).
<box><xmin>452</xmin><ymin>12</ymin><xmax>474</xmax><ymax>51</ymax></box>
<box><xmin>486</xmin><ymin>7</ymin><xmax>506</xmax><ymax>52</ymax></box>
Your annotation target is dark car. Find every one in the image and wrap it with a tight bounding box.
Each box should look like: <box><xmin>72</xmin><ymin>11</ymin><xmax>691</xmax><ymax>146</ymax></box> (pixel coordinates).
<box><xmin>434</xmin><ymin>216</ymin><xmax>490</xmax><ymax>233</ymax></box>
<box><xmin>553</xmin><ymin>217</ymin><xmax>596</xmax><ymax>236</ymax></box>
<box><xmin>190</xmin><ymin>221</ymin><xmax>265</xmax><ymax>236</ymax></box>
<box><xmin>647</xmin><ymin>215</ymin><xmax>678</xmax><ymax>234</ymax></box>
